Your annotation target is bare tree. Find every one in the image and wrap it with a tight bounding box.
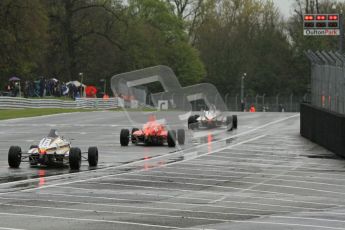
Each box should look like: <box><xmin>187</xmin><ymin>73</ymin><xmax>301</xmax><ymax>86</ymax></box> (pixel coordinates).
<box><xmin>166</xmin><ymin>0</ymin><xmax>205</xmax><ymax>44</ymax></box>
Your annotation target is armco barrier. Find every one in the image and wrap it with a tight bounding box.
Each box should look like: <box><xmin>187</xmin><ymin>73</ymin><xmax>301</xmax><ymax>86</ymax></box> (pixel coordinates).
<box><xmin>300</xmin><ymin>103</ymin><xmax>345</xmax><ymax>157</ymax></box>
<box><xmin>0</xmin><ymin>97</ymin><xmax>76</xmax><ymax>108</ymax></box>
<box><xmin>75</xmin><ymin>97</ymin><xmax>122</xmax><ymax>109</ymax></box>
<box><xmin>0</xmin><ymin>97</ymin><xmax>126</xmax><ymax>109</ymax></box>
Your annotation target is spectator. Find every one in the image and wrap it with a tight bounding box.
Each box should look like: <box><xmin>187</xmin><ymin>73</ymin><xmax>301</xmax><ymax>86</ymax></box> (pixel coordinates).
<box><xmin>279</xmin><ymin>104</ymin><xmax>285</xmax><ymax>112</ymax></box>
<box><xmin>240</xmin><ymin>99</ymin><xmax>245</xmax><ymax>112</ymax></box>
<box><xmin>249</xmin><ymin>104</ymin><xmax>256</xmax><ymax>112</ymax></box>
<box><xmin>39</xmin><ymin>77</ymin><xmax>45</xmax><ymax>97</ymax></box>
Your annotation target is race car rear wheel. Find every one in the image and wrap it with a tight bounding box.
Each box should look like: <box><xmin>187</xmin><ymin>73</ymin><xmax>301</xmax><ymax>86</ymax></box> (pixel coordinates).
<box><xmin>88</xmin><ymin>146</ymin><xmax>98</xmax><ymax>167</ymax></box>
<box><xmin>120</xmin><ymin>129</ymin><xmax>130</xmax><ymax>146</ymax></box>
<box><xmin>69</xmin><ymin>147</ymin><xmax>81</xmax><ymax>170</ymax></box>
<box><xmin>8</xmin><ymin>146</ymin><xmax>22</xmax><ymax>168</ymax></box>
<box><xmin>188</xmin><ymin>116</ymin><xmax>194</xmax><ymax>129</ymax></box>
<box><xmin>131</xmin><ymin>128</ymin><xmax>139</xmax><ymax>144</ymax></box>
<box><xmin>177</xmin><ymin>129</ymin><xmax>185</xmax><ymax>145</ymax></box>
<box><xmin>188</xmin><ymin>115</ymin><xmax>199</xmax><ymax>130</ymax></box>
<box><xmin>226</xmin><ymin>116</ymin><xmax>233</xmax><ymax>131</ymax></box>
<box><xmin>167</xmin><ymin>130</ymin><xmax>176</xmax><ymax>147</ymax></box>
<box><xmin>232</xmin><ymin>115</ymin><xmax>238</xmax><ymax>129</ymax></box>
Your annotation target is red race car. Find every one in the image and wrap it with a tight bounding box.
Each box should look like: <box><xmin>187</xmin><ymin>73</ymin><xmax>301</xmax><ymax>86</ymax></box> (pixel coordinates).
<box><xmin>120</xmin><ymin>118</ymin><xmax>185</xmax><ymax>147</ymax></box>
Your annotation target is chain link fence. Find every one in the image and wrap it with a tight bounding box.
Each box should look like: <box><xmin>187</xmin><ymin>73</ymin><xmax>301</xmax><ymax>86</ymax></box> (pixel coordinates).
<box><xmin>305</xmin><ymin>50</ymin><xmax>345</xmax><ymax>114</ymax></box>
<box><xmin>223</xmin><ymin>94</ymin><xmax>305</xmax><ymax>112</ymax></box>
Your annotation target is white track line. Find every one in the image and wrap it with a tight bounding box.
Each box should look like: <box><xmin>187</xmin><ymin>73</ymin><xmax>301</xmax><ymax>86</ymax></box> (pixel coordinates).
<box><xmin>0</xmin><ymin>191</ymin><xmax>327</xmax><ymax>213</ymax></box>
<box><xmin>234</xmin><ymin>144</ymin><xmax>311</xmax><ymax>151</ymax></box>
<box><xmin>0</xmin><ymin>212</ymin><xmax>343</xmax><ymax>230</ymax></box>
<box><xmin>53</xmin><ymin>185</ymin><xmax>289</xmax><ymax>214</ymax></box>
<box><xmin>271</xmin><ymin>215</ymin><xmax>345</xmax><ymax>224</ymax></box>
<box><xmin>219</xmin><ymin>147</ymin><xmax>310</xmax><ymax>155</ymax></box>
<box><xmin>208</xmin><ymin>152</ymin><xmax>307</xmax><ymax>160</ymax></box>
<box><xmin>0</xmin><ymin>201</ymin><xmax>344</xmax><ymax>229</ymax></box>
<box><xmin>0</xmin><ymin>228</ymin><xmax>26</xmax><ymax>230</ymax></box>
<box><xmin>247</xmin><ymin>142</ymin><xmax>314</xmax><ymax>147</ymax></box>
<box><xmin>55</xmin><ymin>180</ymin><xmax>342</xmax><ymax>208</ymax></box>
<box><xmin>139</xmin><ymin>169</ymin><xmax>345</xmax><ymax>186</ymax></box>
<box><xmin>155</xmin><ymin>167</ymin><xmax>345</xmax><ymax>181</ymax></box>
<box><xmin>0</xmin><ymin>197</ymin><xmax>261</xmax><ymax>218</ymax></box>
<box><xmin>0</xmin><ymin>202</ymin><xmax>232</xmax><ymax>222</ymax></box>
<box><xmin>123</xmin><ymin>172</ymin><xmax>345</xmax><ymax>189</ymax></box>
<box><xmin>200</xmin><ymin>154</ymin><xmax>305</xmax><ymax>163</ymax></box>
<box><xmin>228</xmin><ymin>220</ymin><xmax>345</xmax><ymax>230</ymax></box>
<box><xmin>0</xmin><ymin>212</ymin><xmax>197</xmax><ymax>230</ymax></box>
<box><xmin>33</xmin><ymin>191</ymin><xmax>342</xmax><ymax>212</ymax></box>
<box><xmin>178</xmin><ymin>161</ymin><xmax>345</xmax><ymax>176</ymax></box>
<box><xmin>174</xmin><ymin>161</ymin><xmax>345</xmax><ymax>176</ymax></box>
<box><xmin>0</xmin><ymin>197</ymin><xmax>345</xmax><ymax>229</ymax></box>
<box><xmin>83</xmin><ymin>177</ymin><xmax>345</xmax><ymax>196</ymax></box>
<box><xmin>204</xmin><ymin>156</ymin><xmax>341</xmax><ymax>168</ymax></box>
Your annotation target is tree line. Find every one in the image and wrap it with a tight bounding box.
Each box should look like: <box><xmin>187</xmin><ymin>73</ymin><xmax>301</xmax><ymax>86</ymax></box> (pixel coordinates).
<box><xmin>1</xmin><ymin>0</ymin><xmax>344</xmax><ymax>97</ymax></box>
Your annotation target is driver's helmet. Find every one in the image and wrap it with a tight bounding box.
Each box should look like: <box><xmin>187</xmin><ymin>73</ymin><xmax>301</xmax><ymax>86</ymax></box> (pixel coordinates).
<box><xmin>209</xmin><ymin>104</ymin><xmax>217</xmax><ymax>113</ymax></box>
<box><xmin>47</xmin><ymin>129</ymin><xmax>59</xmax><ymax>138</ymax></box>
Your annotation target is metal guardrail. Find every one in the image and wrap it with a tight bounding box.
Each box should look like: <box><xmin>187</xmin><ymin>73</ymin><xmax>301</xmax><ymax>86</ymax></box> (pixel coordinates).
<box><xmin>0</xmin><ymin>97</ymin><xmax>127</xmax><ymax>109</ymax></box>
<box><xmin>75</xmin><ymin>97</ymin><xmax>123</xmax><ymax>109</ymax></box>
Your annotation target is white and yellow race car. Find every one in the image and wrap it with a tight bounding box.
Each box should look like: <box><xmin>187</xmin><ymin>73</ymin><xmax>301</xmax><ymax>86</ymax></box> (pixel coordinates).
<box><xmin>8</xmin><ymin>129</ymin><xmax>98</xmax><ymax>170</ymax></box>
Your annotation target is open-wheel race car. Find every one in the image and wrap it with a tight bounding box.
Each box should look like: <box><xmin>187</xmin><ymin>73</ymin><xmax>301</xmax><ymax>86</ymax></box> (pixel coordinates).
<box><xmin>188</xmin><ymin>106</ymin><xmax>238</xmax><ymax>131</ymax></box>
<box><xmin>120</xmin><ymin>119</ymin><xmax>185</xmax><ymax>147</ymax></box>
<box><xmin>8</xmin><ymin>129</ymin><xmax>98</xmax><ymax>170</ymax></box>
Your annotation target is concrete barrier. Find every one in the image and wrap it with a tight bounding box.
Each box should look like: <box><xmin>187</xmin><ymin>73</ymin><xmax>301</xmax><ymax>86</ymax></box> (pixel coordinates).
<box><xmin>300</xmin><ymin>103</ymin><xmax>345</xmax><ymax>157</ymax></box>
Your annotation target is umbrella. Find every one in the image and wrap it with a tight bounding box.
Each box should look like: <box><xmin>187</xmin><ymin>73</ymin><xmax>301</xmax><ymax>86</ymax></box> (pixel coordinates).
<box><xmin>85</xmin><ymin>86</ymin><xmax>97</xmax><ymax>97</ymax></box>
<box><xmin>66</xmin><ymin>80</ymin><xmax>86</xmax><ymax>87</ymax></box>
<box><xmin>9</xmin><ymin>76</ymin><xmax>20</xmax><ymax>81</ymax></box>
<box><xmin>62</xmin><ymin>85</ymin><xmax>69</xmax><ymax>96</ymax></box>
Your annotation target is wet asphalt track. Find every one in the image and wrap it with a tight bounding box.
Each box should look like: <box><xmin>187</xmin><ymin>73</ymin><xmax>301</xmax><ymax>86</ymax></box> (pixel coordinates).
<box><xmin>0</xmin><ymin>111</ymin><xmax>345</xmax><ymax>230</ymax></box>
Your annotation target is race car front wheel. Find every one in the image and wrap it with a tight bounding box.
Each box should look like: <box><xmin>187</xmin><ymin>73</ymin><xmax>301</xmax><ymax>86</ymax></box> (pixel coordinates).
<box><xmin>167</xmin><ymin>130</ymin><xmax>176</xmax><ymax>147</ymax></box>
<box><xmin>131</xmin><ymin>128</ymin><xmax>139</xmax><ymax>144</ymax></box>
<box><xmin>177</xmin><ymin>129</ymin><xmax>185</xmax><ymax>145</ymax></box>
<box><xmin>120</xmin><ymin>129</ymin><xmax>130</xmax><ymax>146</ymax></box>
<box><xmin>69</xmin><ymin>147</ymin><xmax>81</xmax><ymax>170</ymax></box>
<box><xmin>232</xmin><ymin>115</ymin><xmax>238</xmax><ymax>129</ymax></box>
<box><xmin>8</xmin><ymin>146</ymin><xmax>22</xmax><ymax>168</ymax></box>
<box><xmin>88</xmin><ymin>146</ymin><xmax>98</xmax><ymax>167</ymax></box>
<box><xmin>188</xmin><ymin>115</ymin><xmax>199</xmax><ymax>130</ymax></box>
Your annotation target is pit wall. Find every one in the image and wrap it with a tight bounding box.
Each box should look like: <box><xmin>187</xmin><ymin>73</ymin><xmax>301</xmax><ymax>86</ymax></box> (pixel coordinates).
<box><xmin>300</xmin><ymin>103</ymin><xmax>345</xmax><ymax>157</ymax></box>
